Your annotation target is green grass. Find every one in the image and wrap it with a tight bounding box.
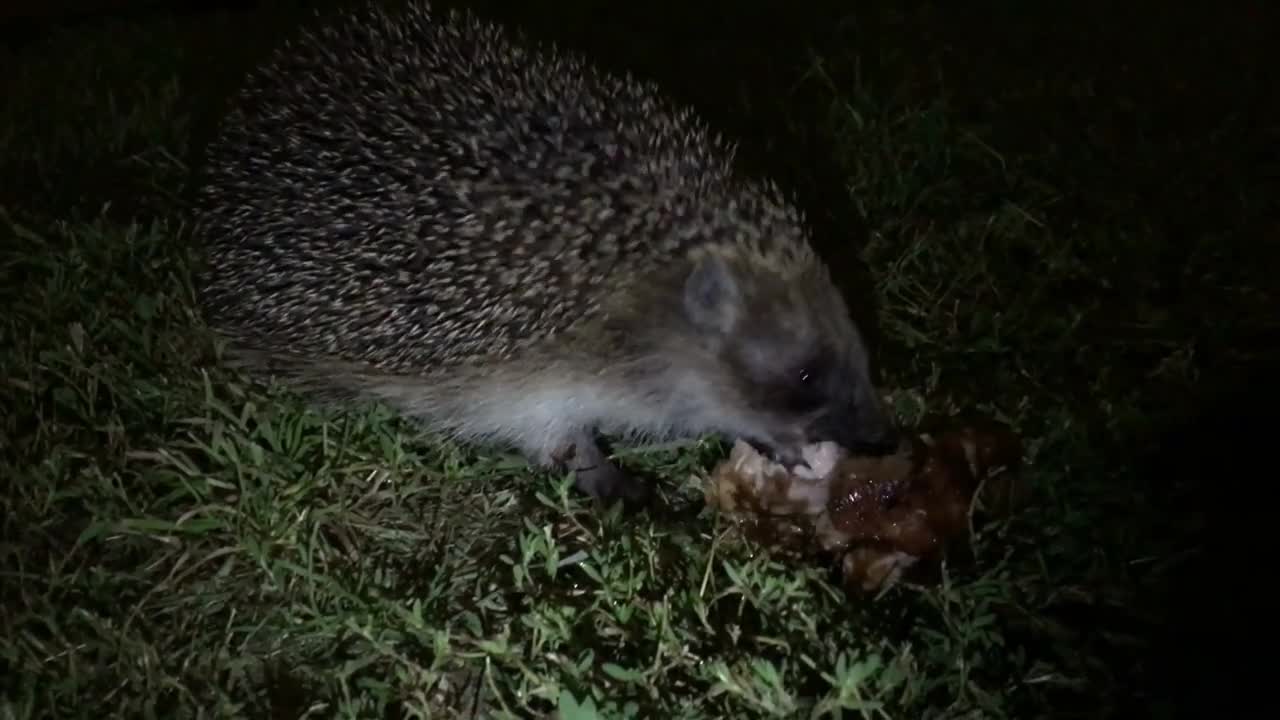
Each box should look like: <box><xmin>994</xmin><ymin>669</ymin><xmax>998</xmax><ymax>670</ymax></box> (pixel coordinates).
<box><xmin>1</xmin><ymin>2</ymin><xmax>1272</xmax><ymax>718</ymax></box>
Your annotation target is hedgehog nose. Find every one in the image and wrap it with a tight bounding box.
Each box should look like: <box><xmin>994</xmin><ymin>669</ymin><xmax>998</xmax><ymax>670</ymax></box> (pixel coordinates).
<box><xmin>811</xmin><ymin>403</ymin><xmax>900</xmax><ymax>456</ymax></box>
<box><xmin>747</xmin><ymin>437</ymin><xmax>809</xmax><ymax>470</ymax></box>
<box><xmin>769</xmin><ymin>445</ymin><xmax>809</xmax><ymax>469</ymax></box>
<box><xmin>847</xmin><ymin>416</ymin><xmax>902</xmax><ymax>457</ymax></box>
<box><xmin>849</xmin><ymin>429</ymin><xmax>901</xmax><ymax>456</ymax></box>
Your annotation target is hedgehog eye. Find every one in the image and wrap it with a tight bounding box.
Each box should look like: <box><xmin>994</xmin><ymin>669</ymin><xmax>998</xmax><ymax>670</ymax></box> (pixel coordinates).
<box><xmin>790</xmin><ymin>362</ymin><xmax>827</xmax><ymax>396</ymax></box>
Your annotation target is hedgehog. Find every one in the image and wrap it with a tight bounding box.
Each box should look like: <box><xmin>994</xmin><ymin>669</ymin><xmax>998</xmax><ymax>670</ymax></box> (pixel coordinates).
<box><xmin>191</xmin><ymin>0</ymin><xmax>899</xmax><ymax>501</ymax></box>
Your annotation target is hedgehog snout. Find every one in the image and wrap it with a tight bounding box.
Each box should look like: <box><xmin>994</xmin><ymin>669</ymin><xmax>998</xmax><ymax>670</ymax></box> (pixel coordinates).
<box><xmin>807</xmin><ymin>395</ymin><xmax>901</xmax><ymax>457</ymax></box>
<box><xmin>746</xmin><ymin>437</ymin><xmax>810</xmax><ymax>471</ymax></box>
<box><xmin>738</xmin><ymin>417</ymin><xmax>817</xmax><ymax>471</ymax></box>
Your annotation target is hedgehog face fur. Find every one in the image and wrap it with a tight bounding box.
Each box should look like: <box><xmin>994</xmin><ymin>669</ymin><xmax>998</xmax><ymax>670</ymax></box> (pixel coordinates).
<box><xmin>692</xmin><ymin>249</ymin><xmax>899</xmax><ymax>466</ymax></box>
<box><xmin>192</xmin><ymin>0</ymin><xmax>897</xmax><ymax>500</ymax></box>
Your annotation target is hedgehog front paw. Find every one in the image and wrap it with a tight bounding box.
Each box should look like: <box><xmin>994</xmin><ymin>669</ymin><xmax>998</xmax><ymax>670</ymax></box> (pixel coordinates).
<box><xmin>548</xmin><ymin>436</ymin><xmax>649</xmax><ymax>503</ymax></box>
<box><xmin>574</xmin><ymin>459</ymin><xmax>649</xmax><ymax>503</ymax></box>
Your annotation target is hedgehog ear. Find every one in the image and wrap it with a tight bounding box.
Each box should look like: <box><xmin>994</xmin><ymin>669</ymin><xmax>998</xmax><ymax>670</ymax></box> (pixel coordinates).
<box><xmin>683</xmin><ymin>253</ymin><xmax>741</xmax><ymax>334</ymax></box>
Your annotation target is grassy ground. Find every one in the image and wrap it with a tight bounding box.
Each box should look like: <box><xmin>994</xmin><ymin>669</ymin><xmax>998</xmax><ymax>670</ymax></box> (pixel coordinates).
<box><xmin>1</xmin><ymin>0</ymin><xmax>1275</xmax><ymax>718</ymax></box>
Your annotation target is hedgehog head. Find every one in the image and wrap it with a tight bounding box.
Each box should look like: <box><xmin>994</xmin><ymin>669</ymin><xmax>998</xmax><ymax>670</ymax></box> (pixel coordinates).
<box><xmin>600</xmin><ymin>184</ymin><xmax>899</xmax><ymax>466</ymax></box>
<box><xmin>682</xmin><ymin>243</ymin><xmax>899</xmax><ymax>465</ymax></box>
